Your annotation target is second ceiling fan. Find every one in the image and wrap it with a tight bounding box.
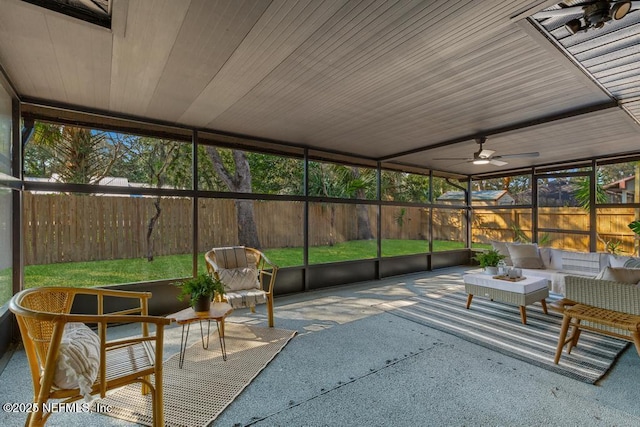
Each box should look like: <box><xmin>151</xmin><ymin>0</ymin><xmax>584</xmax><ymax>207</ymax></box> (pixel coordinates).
<box><xmin>534</xmin><ymin>1</ymin><xmax>640</xmax><ymax>34</ymax></box>
<box><xmin>434</xmin><ymin>137</ymin><xmax>540</xmax><ymax>166</ymax></box>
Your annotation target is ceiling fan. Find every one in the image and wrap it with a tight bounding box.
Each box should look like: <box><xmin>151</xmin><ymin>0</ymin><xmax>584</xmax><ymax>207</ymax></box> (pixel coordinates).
<box><xmin>534</xmin><ymin>1</ymin><xmax>640</xmax><ymax>34</ymax></box>
<box><xmin>434</xmin><ymin>137</ymin><xmax>540</xmax><ymax>167</ymax></box>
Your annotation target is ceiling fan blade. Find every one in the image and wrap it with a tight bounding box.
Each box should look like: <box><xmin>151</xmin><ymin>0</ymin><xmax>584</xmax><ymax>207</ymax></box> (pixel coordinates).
<box><xmin>493</xmin><ymin>152</ymin><xmax>540</xmax><ymax>159</ymax></box>
<box><xmin>489</xmin><ymin>159</ymin><xmax>508</xmax><ymax>166</ymax></box>
<box><xmin>433</xmin><ymin>157</ymin><xmax>471</xmax><ymax>161</ymax></box>
<box><xmin>534</xmin><ymin>5</ymin><xmax>584</xmax><ymax>19</ymax></box>
<box><xmin>479</xmin><ymin>149</ymin><xmax>495</xmax><ymax>158</ymax></box>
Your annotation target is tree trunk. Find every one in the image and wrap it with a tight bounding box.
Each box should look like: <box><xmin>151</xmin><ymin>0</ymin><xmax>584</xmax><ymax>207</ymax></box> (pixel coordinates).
<box><xmin>146</xmin><ymin>197</ymin><xmax>161</xmax><ymax>261</ymax></box>
<box><xmin>205</xmin><ymin>147</ymin><xmax>261</xmax><ymax>248</ymax></box>
<box><xmin>351</xmin><ymin>167</ymin><xmax>373</xmax><ymax>240</ymax></box>
<box><xmin>236</xmin><ymin>200</ymin><xmax>261</xmax><ymax>248</ymax></box>
<box><xmin>356</xmin><ymin>204</ymin><xmax>374</xmax><ymax>240</ymax></box>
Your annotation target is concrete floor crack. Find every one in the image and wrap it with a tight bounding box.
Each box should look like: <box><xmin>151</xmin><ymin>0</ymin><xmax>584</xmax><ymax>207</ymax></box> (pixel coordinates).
<box><xmin>241</xmin><ymin>346</ymin><xmax>434</xmax><ymax>426</ymax></box>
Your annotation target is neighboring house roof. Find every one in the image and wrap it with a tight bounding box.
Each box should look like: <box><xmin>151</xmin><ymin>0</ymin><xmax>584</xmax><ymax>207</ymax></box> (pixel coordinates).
<box><xmin>24</xmin><ymin>175</ymin><xmax>178</xmax><ymax>195</ymax></box>
<box><xmin>603</xmin><ymin>176</ymin><xmax>635</xmax><ymax>190</ymax></box>
<box><xmin>437</xmin><ymin>190</ymin><xmax>509</xmax><ymax>201</ymax></box>
<box><xmin>98</xmin><ymin>176</ymin><xmax>130</xmax><ymax>187</ymax></box>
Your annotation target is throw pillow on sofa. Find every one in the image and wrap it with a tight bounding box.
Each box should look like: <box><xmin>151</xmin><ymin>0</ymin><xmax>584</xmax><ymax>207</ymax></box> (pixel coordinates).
<box><xmin>609</xmin><ymin>256</ymin><xmax>640</xmax><ymax>269</ymax></box>
<box><xmin>491</xmin><ymin>240</ymin><xmax>513</xmax><ymax>266</ymax></box>
<box><xmin>609</xmin><ymin>255</ymin><xmax>632</xmax><ymax>268</ymax></box>
<box><xmin>506</xmin><ymin>243</ymin><xmax>544</xmax><ymax>269</ymax></box>
<box><xmin>624</xmin><ymin>258</ymin><xmax>640</xmax><ymax>269</ymax></box>
<box><xmin>595</xmin><ymin>267</ymin><xmax>640</xmax><ymax>284</ymax></box>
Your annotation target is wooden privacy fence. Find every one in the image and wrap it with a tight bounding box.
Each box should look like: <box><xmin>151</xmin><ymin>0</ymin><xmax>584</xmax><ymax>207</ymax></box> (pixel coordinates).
<box><xmin>25</xmin><ymin>194</ymin><xmax>639</xmax><ymax>265</ymax></box>
<box><xmin>473</xmin><ymin>207</ymin><xmax>640</xmax><ymax>254</ymax></box>
<box><xmin>25</xmin><ymin>195</ymin><xmax>427</xmax><ymax>265</ymax></box>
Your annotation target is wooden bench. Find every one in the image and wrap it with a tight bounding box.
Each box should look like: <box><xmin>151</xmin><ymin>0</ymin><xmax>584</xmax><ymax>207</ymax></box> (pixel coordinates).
<box><xmin>554</xmin><ymin>303</ymin><xmax>640</xmax><ymax>364</ymax></box>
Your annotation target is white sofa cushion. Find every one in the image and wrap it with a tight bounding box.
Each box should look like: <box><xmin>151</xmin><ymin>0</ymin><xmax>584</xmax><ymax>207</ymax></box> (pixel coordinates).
<box><xmin>559</xmin><ymin>250</ymin><xmax>603</xmax><ymax>275</ymax></box>
<box><xmin>507</xmin><ymin>243</ymin><xmax>544</xmax><ymax>269</ymax></box>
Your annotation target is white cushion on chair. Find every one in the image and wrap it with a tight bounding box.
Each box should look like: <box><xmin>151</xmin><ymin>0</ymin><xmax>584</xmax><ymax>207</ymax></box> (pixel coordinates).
<box><xmin>218</xmin><ymin>266</ymin><xmax>260</xmax><ymax>292</ymax></box>
<box><xmin>54</xmin><ymin>322</ymin><xmax>100</xmax><ymax>401</ymax></box>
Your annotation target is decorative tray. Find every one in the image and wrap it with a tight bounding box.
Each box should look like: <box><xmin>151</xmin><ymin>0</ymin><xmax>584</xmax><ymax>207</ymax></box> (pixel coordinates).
<box><xmin>492</xmin><ymin>275</ymin><xmax>526</xmax><ymax>282</ymax></box>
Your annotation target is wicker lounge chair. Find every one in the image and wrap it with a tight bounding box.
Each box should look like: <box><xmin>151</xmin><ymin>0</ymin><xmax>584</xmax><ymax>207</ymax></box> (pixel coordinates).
<box><xmin>9</xmin><ymin>287</ymin><xmax>171</xmax><ymax>427</ymax></box>
<box><xmin>554</xmin><ymin>276</ymin><xmax>640</xmax><ymax>364</ymax></box>
<box><xmin>205</xmin><ymin>246</ymin><xmax>278</xmax><ymax>327</ymax></box>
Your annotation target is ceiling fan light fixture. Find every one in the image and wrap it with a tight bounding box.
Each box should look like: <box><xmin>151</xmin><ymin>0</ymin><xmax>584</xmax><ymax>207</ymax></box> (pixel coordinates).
<box><xmin>611</xmin><ymin>1</ymin><xmax>632</xmax><ymax>20</ymax></box>
<box><xmin>472</xmin><ymin>159</ymin><xmax>490</xmax><ymax>165</ymax></box>
<box><xmin>565</xmin><ymin>18</ymin><xmax>583</xmax><ymax>34</ymax></box>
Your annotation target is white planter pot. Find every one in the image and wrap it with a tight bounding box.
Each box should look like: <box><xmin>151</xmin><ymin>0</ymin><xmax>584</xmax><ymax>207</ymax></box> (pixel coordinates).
<box><xmin>484</xmin><ymin>266</ymin><xmax>498</xmax><ymax>275</ymax></box>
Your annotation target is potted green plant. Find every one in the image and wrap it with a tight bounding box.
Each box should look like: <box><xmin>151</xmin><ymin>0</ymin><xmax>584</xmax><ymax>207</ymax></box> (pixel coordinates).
<box><xmin>473</xmin><ymin>249</ymin><xmax>505</xmax><ymax>275</ymax></box>
<box><xmin>175</xmin><ymin>274</ymin><xmax>225</xmax><ymax>312</ymax></box>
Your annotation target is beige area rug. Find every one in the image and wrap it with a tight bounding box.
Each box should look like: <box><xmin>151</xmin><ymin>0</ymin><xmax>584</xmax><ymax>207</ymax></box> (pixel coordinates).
<box><xmin>94</xmin><ymin>324</ymin><xmax>296</xmax><ymax>427</ymax></box>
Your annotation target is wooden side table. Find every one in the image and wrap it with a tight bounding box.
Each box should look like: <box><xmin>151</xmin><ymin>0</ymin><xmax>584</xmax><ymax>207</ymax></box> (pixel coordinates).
<box><xmin>167</xmin><ymin>302</ymin><xmax>233</xmax><ymax>368</ymax></box>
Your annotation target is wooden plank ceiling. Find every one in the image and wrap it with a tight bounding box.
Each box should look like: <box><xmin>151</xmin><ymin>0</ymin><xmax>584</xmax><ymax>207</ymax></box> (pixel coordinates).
<box><xmin>1</xmin><ymin>0</ymin><xmax>640</xmax><ymax>176</ymax></box>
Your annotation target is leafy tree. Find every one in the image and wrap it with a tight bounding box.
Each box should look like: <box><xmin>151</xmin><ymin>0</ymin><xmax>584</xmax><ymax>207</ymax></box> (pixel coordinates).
<box><xmin>247</xmin><ymin>153</ymin><xmax>303</xmax><ymax>195</ymax></box>
<box><xmin>308</xmin><ymin>162</ymin><xmax>376</xmax><ymax>243</ymax></box>
<box><xmin>432</xmin><ymin>176</ymin><xmax>466</xmax><ymax>200</ymax></box>
<box><xmin>574</xmin><ymin>172</ymin><xmax>606</xmax><ymax>211</ymax></box>
<box><xmin>128</xmin><ymin>137</ymin><xmax>184</xmax><ymax>261</ymax></box>
<box><xmin>381</xmin><ymin>170</ymin><xmax>429</xmax><ymax>203</ymax></box>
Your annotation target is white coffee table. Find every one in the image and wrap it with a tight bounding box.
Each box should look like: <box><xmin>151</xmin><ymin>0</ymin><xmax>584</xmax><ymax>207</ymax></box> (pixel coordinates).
<box><xmin>463</xmin><ymin>273</ymin><xmax>549</xmax><ymax>325</ymax></box>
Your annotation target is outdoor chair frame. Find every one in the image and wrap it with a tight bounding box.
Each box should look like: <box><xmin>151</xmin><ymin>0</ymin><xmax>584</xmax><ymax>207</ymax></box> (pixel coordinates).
<box><xmin>9</xmin><ymin>286</ymin><xmax>171</xmax><ymax>427</ymax></box>
<box><xmin>205</xmin><ymin>246</ymin><xmax>278</xmax><ymax>327</ymax></box>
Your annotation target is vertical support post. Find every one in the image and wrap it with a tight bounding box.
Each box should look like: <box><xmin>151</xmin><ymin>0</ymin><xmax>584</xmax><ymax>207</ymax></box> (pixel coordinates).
<box><xmin>192</xmin><ymin>130</ymin><xmax>199</xmax><ymax>277</ymax></box>
<box><xmin>376</xmin><ymin>161</ymin><xmax>382</xmax><ymax>279</ymax></box>
<box><xmin>466</xmin><ymin>178</ymin><xmax>472</xmax><ymax>249</ymax></box>
<box><xmin>12</xmin><ymin>99</ymin><xmax>23</xmax><ymax>296</ymax></box>
<box><xmin>589</xmin><ymin>159</ymin><xmax>597</xmax><ymax>252</ymax></box>
<box><xmin>303</xmin><ymin>148</ymin><xmax>309</xmax><ymax>291</ymax></box>
<box><xmin>635</xmin><ymin>163</ymin><xmax>640</xmax><ymax>256</ymax></box>
<box><xmin>428</xmin><ymin>170</ymin><xmax>433</xmax><ymax>270</ymax></box>
<box><xmin>532</xmin><ymin>168</ymin><xmax>538</xmax><ymax>244</ymax></box>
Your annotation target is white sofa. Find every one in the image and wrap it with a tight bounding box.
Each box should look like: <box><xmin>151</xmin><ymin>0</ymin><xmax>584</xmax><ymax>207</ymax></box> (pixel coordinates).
<box><xmin>526</xmin><ymin>247</ymin><xmax>609</xmax><ymax>295</ymax></box>
<box><xmin>490</xmin><ymin>241</ymin><xmax>612</xmax><ymax>295</ymax></box>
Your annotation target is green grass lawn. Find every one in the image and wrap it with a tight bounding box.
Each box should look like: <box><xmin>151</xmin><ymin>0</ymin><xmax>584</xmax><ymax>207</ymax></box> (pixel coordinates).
<box><xmin>0</xmin><ymin>270</ymin><xmax>10</xmax><ymax>307</ymax></box>
<box><xmin>1</xmin><ymin>239</ymin><xmax>471</xmax><ymax>301</ymax></box>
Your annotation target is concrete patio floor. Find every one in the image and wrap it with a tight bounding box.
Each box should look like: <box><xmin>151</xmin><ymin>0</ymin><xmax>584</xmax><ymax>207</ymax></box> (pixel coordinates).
<box><xmin>1</xmin><ymin>266</ymin><xmax>639</xmax><ymax>426</ymax></box>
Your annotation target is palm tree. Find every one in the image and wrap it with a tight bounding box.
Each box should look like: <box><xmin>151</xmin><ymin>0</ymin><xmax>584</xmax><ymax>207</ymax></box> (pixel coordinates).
<box><xmin>28</xmin><ymin>123</ymin><xmax>125</xmax><ymax>184</ymax></box>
